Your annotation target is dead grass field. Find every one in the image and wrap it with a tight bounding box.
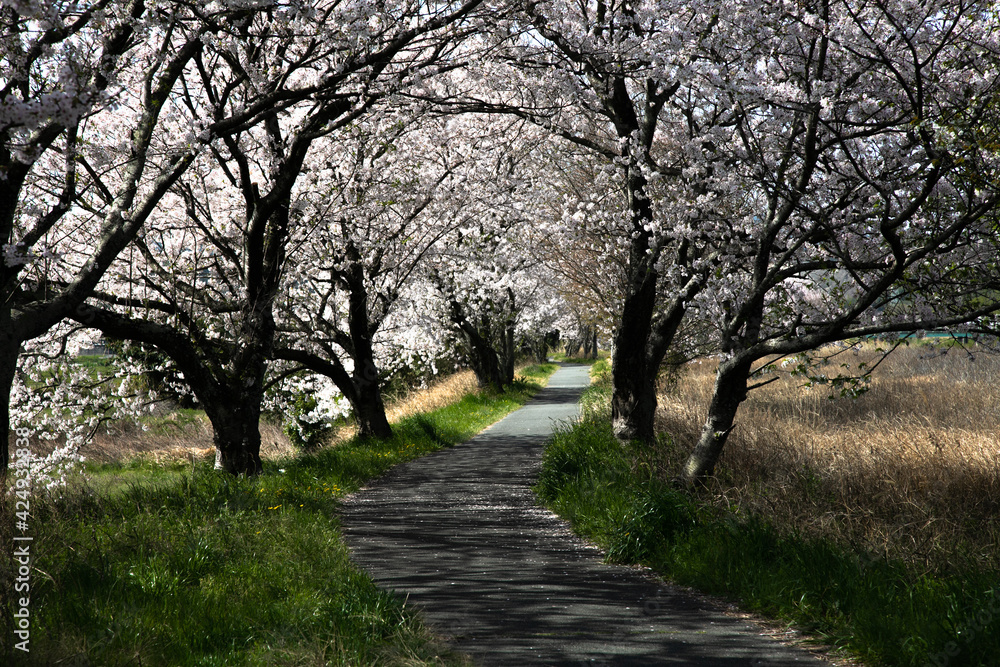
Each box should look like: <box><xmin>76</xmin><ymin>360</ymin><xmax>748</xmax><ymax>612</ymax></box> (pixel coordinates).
<box><xmin>654</xmin><ymin>343</ymin><xmax>1000</xmax><ymax>573</ymax></box>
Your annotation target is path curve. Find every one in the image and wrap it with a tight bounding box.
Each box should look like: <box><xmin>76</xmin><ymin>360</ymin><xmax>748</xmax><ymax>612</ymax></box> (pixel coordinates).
<box><xmin>341</xmin><ymin>365</ymin><xmax>827</xmax><ymax>666</ymax></box>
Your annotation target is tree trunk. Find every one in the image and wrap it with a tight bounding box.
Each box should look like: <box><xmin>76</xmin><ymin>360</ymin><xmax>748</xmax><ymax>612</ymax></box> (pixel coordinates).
<box><xmin>610</xmin><ymin>356</ymin><xmax>658</xmax><ymax>443</ymax></box>
<box><xmin>500</xmin><ymin>314</ymin><xmax>516</xmax><ymax>386</ymax></box>
<box><xmin>533</xmin><ymin>336</ymin><xmax>549</xmax><ymax>364</ymax></box>
<box><xmin>609</xmin><ymin>123</ymin><xmax>661</xmax><ymax>444</ymax></box>
<box><xmin>0</xmin><ymin>328</ymin><xmax>16</xmax><ymax>664</ymax></box>
<box><xmin>0</xmin><ymin>333</ymin><xmax>18</xmax><ymax>482</ymax></box>
<box><xmin>353</xmin><ymin>357</ymin><xmax>392</xmax><ymax>440</ymax></box>
<box><xmin>467</xmin><ymin>336</ymin><xmax>505</xmax><ymax>389</ymax></box>
<box><xmin>345</xmin><ymin>259</ymin><xmax>393</xmax><ymax>440</ymax></box>
<box><xmin>679</xmin><ymin>357</ymin><xmax>752</xmax><ymax>485</ymax></box>
<box><xmin>207</xmin><ymin>395</ymin><xmax>264</xmax><ymax>476</ymax></box>
<box><xmin>610</xmin><ymin>278</ymin><xmax>658</xmax><ymax>443</ymax></box>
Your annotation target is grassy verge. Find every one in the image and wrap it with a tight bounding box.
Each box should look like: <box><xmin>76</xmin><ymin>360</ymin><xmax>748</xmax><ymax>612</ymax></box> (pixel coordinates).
<box><xmin>535</xmin><ymin>369</ymin><xmax>1000</xmax><ymax>667</ymax></box>
<box><xmin>9</xmin><ymin>363</ymin><xmax>557</xmax><ymax>666</ymax></box>
<box><xmin>548</xmin><ymin>351</ymin><xmax>608</xmax><ymax>365</ymax></box>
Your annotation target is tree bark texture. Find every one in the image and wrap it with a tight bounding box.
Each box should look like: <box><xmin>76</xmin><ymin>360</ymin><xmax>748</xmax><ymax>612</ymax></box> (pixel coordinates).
<box><xmin>352</xmin><ymin>357</ymin><xmax>392</xmax><ymax>440</ymax></box>
<box><xmin>345</xmin><ymin>257</ymin><xmax>393</xmax><ymax>439</ymax></box>
<box><xmin>208</xmin><ymin>395</ymin><xmax>264</xmax><ymax>476</ymax></box>
<box><xmin>610</xmin><ymin>261</ymin><xmax>658</xmax><ymax>443</ymax></box>
<box><xmin>465</xmin><ymin>325</ymin><xmax>506</xmax><ymax>389</ymax></box>
<box><xmin>680</xmin><ymin>358</ymin><xmax>752</xmax><ymax>485</ymax></box>
<box><xmin>0</xmin><ymin>333</ymin><xmax>17</xmax><ymax>483</ymax></box>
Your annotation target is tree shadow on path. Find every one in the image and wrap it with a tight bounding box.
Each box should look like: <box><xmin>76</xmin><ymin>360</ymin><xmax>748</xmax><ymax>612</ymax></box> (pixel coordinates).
<box><xmin>341</xmin><ymin>365</ymin><xmax>828</xmax><ymax>666</ymax></box>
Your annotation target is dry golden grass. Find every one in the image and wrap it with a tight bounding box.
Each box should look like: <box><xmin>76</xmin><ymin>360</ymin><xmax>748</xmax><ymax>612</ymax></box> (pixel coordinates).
<box><xmin>318</xmin><ymin>370</ymin><xmax>480</xmax><ymax>446</ymax></box>
<box><xmin>387</xmin><ymin>369</ymin><xmax>480</xmax><ymax>421</ymax></box>
<box><xmin>83</xmin><ymin>417</ymin><xmax>301</xmax><ymax>465</ymax></box>
<box><xmin>80</xmin><ymin>370</ymin><xmax>483</xmax><ymax>464</ymax></box>
<box><xmin>81</xmin><ymin>410</ymin><xmax>217</xmax><ymax>465</ymax></box>
<box><xmin>654</xmin><ymin>343</ymin><xmax>1000</xmax><ymax>572</ymax></box>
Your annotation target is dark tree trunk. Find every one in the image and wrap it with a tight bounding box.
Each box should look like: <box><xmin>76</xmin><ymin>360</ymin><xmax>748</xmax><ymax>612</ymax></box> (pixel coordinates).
<box><xmin>344</xmin><ymin>254</ymin><xmax>393</xmax><ymax>439</ymax></box>
<box><xmin>208</xmin><ymin>395</ymin><xmax>264</xmax><ymax>476</ymax></box>
<box><xmin>500</xmin><ymin>311</ymin><xmax>515</xmax><ymax>386</ymax></box>
<box><xmin>610</xmin><ymin>259</ymin><xmax>659</xmax><ymax>442</ymax></box>
<box><xmin>444</xmin><ymin>292</ymin><xmax>511</xmax><ymax>390</ymax></box>
<box><xmin>0</xmin><ymin>333</ymin><xmax>18</xmax><ymax>483</ymax></box>
<box><xmin>680</xmin><ymin>357</ymin><xmax>752</xmax><ymax>485</ymax></box>
<box><xmin>610</xmin><ymin>352</ymin><xmax>658</xmax><ymax>443</ymax></box>
<box><xmin>0</xmin><ymin>326</ymin><xmax>17</xmax><ymax>664</ymax></box>
<box><xmin>210</xmin><ymin>290</ymin><xmax>276</xmax><ymax>475</ymax></box>
<box><xmin>607</xmin><ymin>88</ymin><xmax>663</xmax><ymax>444</ymax></box>
<box><xmin>71</xmin><ymin>303</ymin><xmax>274</xmax><ymax>477</ymax></box>
<box><xmin>582</xmin><ymin>326</ymin><xmax>598</xmax><ymax>359</ymax></box>
<box><xmin>467</xmin><ymin>333</ymin><xmax>505</xmax><ymax>389</ymax></box>
<box><xmin>533</xmin><ymin>336</ymin><xmax>549</xmax><ymax>364</ymax></box>
<box><xmin>353</xmin><ymin>357</ymin><xmax>392</xmax><ymax>440</ymax></box>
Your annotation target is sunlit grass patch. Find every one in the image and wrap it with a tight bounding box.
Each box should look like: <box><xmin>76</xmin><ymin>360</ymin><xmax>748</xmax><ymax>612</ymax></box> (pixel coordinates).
<box><xmin>656</xmin><ymin>345</ymin><xmax>1000</xmax><ymax>572</ymax></box>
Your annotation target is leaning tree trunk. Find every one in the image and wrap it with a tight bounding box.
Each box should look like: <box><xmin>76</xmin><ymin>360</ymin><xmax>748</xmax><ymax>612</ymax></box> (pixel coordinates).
<box><xmin>680</xmin><ymin>357</ymin><xmax>753</xmax><ymax>485</ymax></box>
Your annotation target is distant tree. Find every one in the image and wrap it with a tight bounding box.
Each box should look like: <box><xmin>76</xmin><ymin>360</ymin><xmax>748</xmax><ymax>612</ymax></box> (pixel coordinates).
<box><xmin>272</xmin><ymin>112</ymin><xmax>467</xmax><ymax>440</ymax></box>
<box><xmin>422</xmin><ymin>114</ymin><xmax>565</xmax><ymax>388</ymax></box>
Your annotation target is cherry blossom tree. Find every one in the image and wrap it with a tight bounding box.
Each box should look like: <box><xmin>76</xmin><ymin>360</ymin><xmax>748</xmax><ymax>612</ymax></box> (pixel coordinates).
<box><xmin>271</xmin><ymin>111</ymin><xmax>469</xmax><ymax>440</ymax></box>
<box><xmin>527</xmin><ymin>145</ymin><xmax>625</xmax><ymax>358</ymax></box>
<box><xmin>675</xmin><ymin>0</ymin><xmax>1000</xmax><ymax>484</ymax></box>
<box><xmin>418</xmin><ymin>112</ymin><xmax>566</xmax><ymax>388</ymax></box>
<box><xmin>448</xmin><ymin>0</ymin><xmax>740</xmax><ymax>442</ymax></box>
<box><xmin>455</xmin><ymin>2</ymin><xmax>1000</xmax><ymax>487</ymax></box>
<box><xmin>70</xmin><ymin>0</ymin><xmax>487</xmax><ymax>474</ymax></box>
<box><xmin>1</xmin><ymin>0</ymin><xmax>221</xmax><ymax>479</ymax></box>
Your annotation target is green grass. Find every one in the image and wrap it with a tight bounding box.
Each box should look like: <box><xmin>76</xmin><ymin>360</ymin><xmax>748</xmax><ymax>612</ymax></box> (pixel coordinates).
<box><xmin>72</xmin><ymin>354</ymin><xmax>117</xmax><ymax>373</ymax></box>
<box><xmin>139</xmin><ymin>408</ymin><xmax>205</xmax><ymax>435</ymax></box>
<box><xmin>549</xmin><ymin>351</ymin><xmax>607</xmax><ymax>365</ymax></box>
<box><xmin>12</xmin><ymin>364</ymin><xmax>557</xmax><ymax>666</ymax></box>
<box><xmin>534</xmin><ymin>380</ymin><xmax>1000</xmax><ymax>667</ymax></box>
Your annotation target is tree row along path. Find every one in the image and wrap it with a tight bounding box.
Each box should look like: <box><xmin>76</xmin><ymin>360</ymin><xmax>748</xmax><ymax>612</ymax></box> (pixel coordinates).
<box><xmin>340</xmin><ymin>365</ymin><xmax>828</xmax><ymax>666</ymax></box>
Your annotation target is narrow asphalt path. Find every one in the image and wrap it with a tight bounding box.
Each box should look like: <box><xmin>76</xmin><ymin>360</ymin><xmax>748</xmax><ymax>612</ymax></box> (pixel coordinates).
<box><xmin>341</xmin><ymin>365</ymin><xmax>828</xmax><ymax>666</ymax></box>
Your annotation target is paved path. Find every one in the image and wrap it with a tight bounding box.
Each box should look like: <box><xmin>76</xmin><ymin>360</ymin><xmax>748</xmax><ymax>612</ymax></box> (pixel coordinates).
<box><xmin>341</xmin><ymin>365</ymin><xmax>827</xmax><ymax>666</ymax></box>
